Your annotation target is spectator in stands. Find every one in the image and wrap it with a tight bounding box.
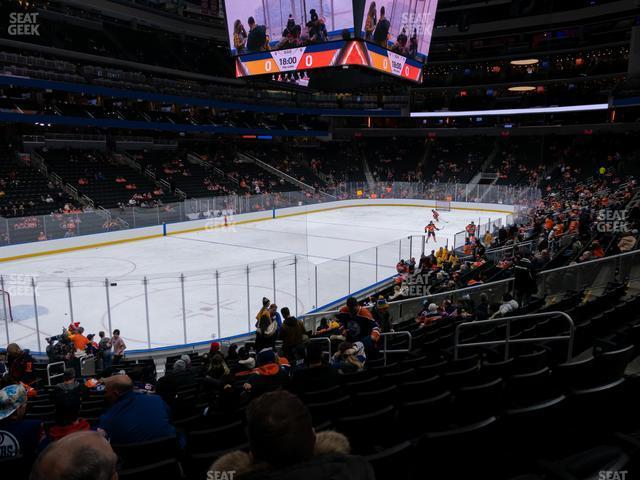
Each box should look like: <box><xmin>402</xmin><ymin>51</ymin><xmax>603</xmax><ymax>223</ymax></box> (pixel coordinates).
<box><xmin>417</xmin><ymin>302</ymin><xmax>442</xmax><ymax>326</ymax></box>
<box><xmin>618</xmin><ymin>231</ymin><xmax>637</xmax><ymax>252</ymax></box>
<box><xmin>69</xmin><ymin>327</ymin><xmax>89</xmax><ymax>355</ymax></box>
<box><xmin>307</xmin><ymin>9</ymin><xmax>328</xmax><ymax>43</ymax></box>
<box><xmin>255</xmin><ymin>297</ymin><xmax>277</xmax><ymax>351</ymax></box>
<box><xmin>372</xmin><ymin>296</ymin><xmax>393</xmax><ymax>333</ymax></box>
<box><xmin>332</xmin><ymin>341</ymin><xmax>366</xmax><ymax>373</ymax></box>
<box><xmin>98</xmin><ymin>374</ymin><xmax>176</xmax><ymax>445</ymax></box>
<box><xmin>514</xmin><ymin>255</ymin><xmax>537</xmax><ymax>305</ymax></box>
<box><xmin>291</xmin><ymin>342</ymin><xmax>338</xmax><ymax>393</ymax></box>
<box><xmin>475</xmin><ymin>293</ymin><xmax>491</xmax><ymax>321</ymax></box>
<box><xmin>277</xmin><ymin>15</ymin><xmax>302</xmax><ymax>49</ymax></box>
<box><xmin>246</xmin><ymin>16</ymin><xmax>268</xmax><ymax>53</ymax></box>
<box><xmin>364</xmin><ymin>2</ymin><xmax>377</xmax><ymax>41</ymax></box>
<box><xmin>30</xmin><ymin>431</ymin><xmax>117</xmax><ymax>480</ymax></box>
<box><xmin>0</xmin><ymin>349</ymin><xmax>7</xmax><ymax>380</ymax></box>
<box><xmin>237</xmin><ymin>348</ymin><xmax>290</xmax><ymax>399</ymax></box>
<box><xmin>373</xmin><ymin>6</ymin><xmax>390</xmax><ymax>47</ymax></box>
<box><xmin>392</xmin><ymin>28</ymin><xmax>409</xmax><ymax>55</ymax></box>
<box><xmin>492</xmin><ymin>292</ymin><xmax>519</xmax><ymax>318</ymax></box>
<box><xmin>279</xmin><ymin>307</ymin><xmax>307</xmax><ymax>359</ymax></box>
<box><xmin>97</xmin><ymin>331</ymin><xmax>112</xmax><ymax>372</ymax></box>
<box><xmin>155</xmin><ymin>357</ymin><xmax>198</xmax><ymax>408</ymax></box>
<box><xmin>408</xmin><ymin>29</ymin><xmax>418</xmax><ymax>57</ymax></box>
<box><xmin>336</xmin><ymin>297</ymin><xmax>380</xmax><ymax>354</ymax></box>
<box><xmin>53</xmin><ymin>368</ymin><xmax>87</xmax><ymax>397</ymax></box>
<box><xmin>111</xmin><ymin>329</ymin><xmax>126</xmax><ymax>364</ymax></box>
<box><xmin>0</xmin><ymin>384</ymin><xmax>44</xmax><ymax>460</ymax></box>
<box><xmin>203</xmin><ymin>345</ymin><xmax>230</xmax><ymax>391</ymax></box>
<box><xmin>6</xmin><ymin>343</ymin><xmax>35</xmax><ymax>385</ymax></box>
<box><xmin>233</xmin><ymin>19</ymin><xmax>248</xmax><ymax>54</ymax></box>
<box><xmin>211</xmin><ymin>390</ymin><xmax>374</xmax><ymax>479</ymax></box>
<box><xmin>270</xmin><ymin>303</ymin><xmax>283</xmax><ymax>334</ymax></box>
<box><xmin>46</xmin><ymin>389</ymin><xmax>90</xmax><ymax>443</ymax></box>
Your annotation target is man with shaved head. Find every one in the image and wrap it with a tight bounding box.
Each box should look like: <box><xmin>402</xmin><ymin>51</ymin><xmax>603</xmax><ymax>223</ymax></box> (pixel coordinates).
<box><xmin>98</xmin><ymin>374</ymin><xmax>176</xmax><ymax>445</ymax></box>
<box><xmin>30</xmin><ymin>431</ymin><xmax>117</xmax><ymax>480</ymax></box>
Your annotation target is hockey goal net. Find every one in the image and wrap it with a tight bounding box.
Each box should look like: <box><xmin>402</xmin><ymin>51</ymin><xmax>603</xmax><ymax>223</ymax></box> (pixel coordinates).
<box><xmin>1</xmin><ymin>290</ymin><xmax>13</xmax><ymax>322</ymax></box>
<box><xmin>435</xmin><ymin>200</ymin><xmax>452</xmax><ymax>212</ymax></box>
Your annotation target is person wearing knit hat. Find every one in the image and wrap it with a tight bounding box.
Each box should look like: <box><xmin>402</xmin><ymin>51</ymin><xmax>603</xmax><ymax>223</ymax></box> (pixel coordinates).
<box><xmin>257</xmin><ymin>348</ymin><xmax>277</xmax><ymax>366</ymax></box>
<box><xmin>210</xmin><ymin>341</ymin><xmax>221</xmax><ymax>354</ymax></box>
<box><xmin>237</xmin><ymin>349</ymin><xmax>289</xmax><ymax>397</ymax></box>
<box><xmin>0</xmin><ymin>383</ymin><xmax>44</xmax><ymax>460</ymax></box>
<box><xmin>372</xmin><ymin>296</ymin><xmax>393</xmax><ymax>333</ymax></box>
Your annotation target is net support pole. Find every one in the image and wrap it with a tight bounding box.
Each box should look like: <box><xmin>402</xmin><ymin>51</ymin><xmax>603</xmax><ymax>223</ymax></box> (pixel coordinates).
<box><xmin>180</xmin><ymin>273</ymin><xmax>187</xmax><ymax>344</ymax></box>
<box><xmin>215</xmin><ymin>271</ymin><xmax>221</xmax><ymax>339</ymax></box>
<box><xmin>31</xmin><ymin>277</ymin><xmax>41</xmax><ymax>353</ymax></box>
<box><xmin>67</xmin><ymin>278</ymin><xmax>74</xmax><ymax>323</ymax></box>
<box><xmin>104</xmin><ymin>278</ymin><xmax>112</xmax><ymax>336</ymax></box>
<box><xmin>1</xmin><ymin>276</ymin><xmax>10</xmax><ymax>346</ymax></box>
<box><xmin>375</xmin><ymin>247</ymin><xmax>378</xmax><ymax>282</ymax></box>
<box><xmin>409</xmin><ymin>236</ymin><xmax>413</xmax><ymax>259</ymax></box>
<box><xmin>143</xmin><ymin>277</ymin><xmax>151</xmax><ymax>349</ymax></box>
<box><xmin>294</xmin><ymin>256</ymin><xmax>298</xmax><ymax>317</ymax></box>
<box><xmin>272</xmin><ymin>261</ymin><xmax>277</xmax><ymax>305</ymax></box>
<box><xmin>246</xmin><ymin>266</ymin><xmax>251</xmax><ymax>333</ymax></box>
<box><xmin>348</xmin><ymin>256</ymin><xmax>351</xmax><ymax>295</ymax></box>
<box><xmin>314</xmin><ymin>265</ymin><xmax>318</xmax><ymax>308</ymax></box>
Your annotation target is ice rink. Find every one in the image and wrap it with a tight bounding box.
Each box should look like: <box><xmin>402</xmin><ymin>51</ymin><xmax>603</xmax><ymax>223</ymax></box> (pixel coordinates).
<box><xmin>0</xmin><ymin>205</ymin><xmax>510</xmax><ymax>352</ymax></box>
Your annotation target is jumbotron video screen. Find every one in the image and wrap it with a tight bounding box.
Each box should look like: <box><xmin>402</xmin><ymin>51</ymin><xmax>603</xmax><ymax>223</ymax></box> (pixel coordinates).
<box><xmin>224</xmin><ymin>0</ymin><xmax>439</xmax><ymax>82</ymax></box>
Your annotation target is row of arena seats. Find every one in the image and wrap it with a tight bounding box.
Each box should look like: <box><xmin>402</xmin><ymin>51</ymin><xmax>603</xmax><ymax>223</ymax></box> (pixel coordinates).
<box><xmin>3</xmin><ymin>283</ymin><xmax>640</xmax><ymax>479</ymax></box>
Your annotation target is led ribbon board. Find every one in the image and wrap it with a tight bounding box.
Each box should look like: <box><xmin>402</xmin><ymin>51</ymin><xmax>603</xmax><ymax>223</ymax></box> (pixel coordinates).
<box><xmin>235</xmin><ymin>40</ymin><xmax>423</xmax><ymax>82</ymax></box>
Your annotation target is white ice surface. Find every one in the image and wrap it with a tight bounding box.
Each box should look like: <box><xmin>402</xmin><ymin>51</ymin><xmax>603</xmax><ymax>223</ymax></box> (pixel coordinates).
<box><xmin>0</xmin><ymin>206</ymin><xmax>508</xmax><ymax>351</ymax></box>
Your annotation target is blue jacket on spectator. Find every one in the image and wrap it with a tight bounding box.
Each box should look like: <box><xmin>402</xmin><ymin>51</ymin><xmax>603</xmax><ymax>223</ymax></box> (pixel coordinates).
<box><xmin>98</xmin><ymin>390</ymin><xmax>176</xmax><ymax>445</ymax></box>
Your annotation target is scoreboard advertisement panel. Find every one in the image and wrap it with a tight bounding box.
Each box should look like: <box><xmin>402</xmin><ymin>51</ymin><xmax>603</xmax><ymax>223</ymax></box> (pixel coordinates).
<box><xmin>235</xmin><ymin>40</ymin><xmax>423</xmax><ymax>83</ymax></box>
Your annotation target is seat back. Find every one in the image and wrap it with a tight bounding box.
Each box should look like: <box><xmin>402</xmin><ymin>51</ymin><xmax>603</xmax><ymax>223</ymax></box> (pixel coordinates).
<box><xmin>306</xmin><ymin>395</ymin><xmax>352</xmax><ymax>424</ymax></box>
<box><xmin>187</xmin><ymin>421</ymin><xmax>246</xmax><ymax>454</ymax></box>
<box><xmin>352</xmin><ymin>385</ymin><xmax>398</xmax><ymax>412</ymax></box>
<box><xmin>118</xmin><ymin>458</ymin><xmax>184</xmax><ymax>480</ymax></box>
<box><xmin>112</xmin><ymin>436</ymin><xmax>179</xmax><ymax>469</ymax></box>
<box><xmin>336</xmin><ymin>406</ymin><xmax>397</xmax><ymax>454</ymax></box>
<box><xmin>365</xmin><ymin>441</ymin><xmax>413</xmax><ymax>480</ymax></box>
<box><xmin>593</xmin><ymin>345</ymin><xmax>635</xmax><ymax>384</ymax></box>
<box><xmin>398</xmin><ymin>375</ymin><xmax>443</xmax><ymax>401</ymax></box>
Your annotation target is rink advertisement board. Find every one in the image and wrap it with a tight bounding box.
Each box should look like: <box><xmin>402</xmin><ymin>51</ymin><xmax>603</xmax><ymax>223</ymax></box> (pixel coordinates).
<box><xmin>234</xmin><ymin>40</ymin><xmax>423</xmax><ymax>82</ymax></box>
